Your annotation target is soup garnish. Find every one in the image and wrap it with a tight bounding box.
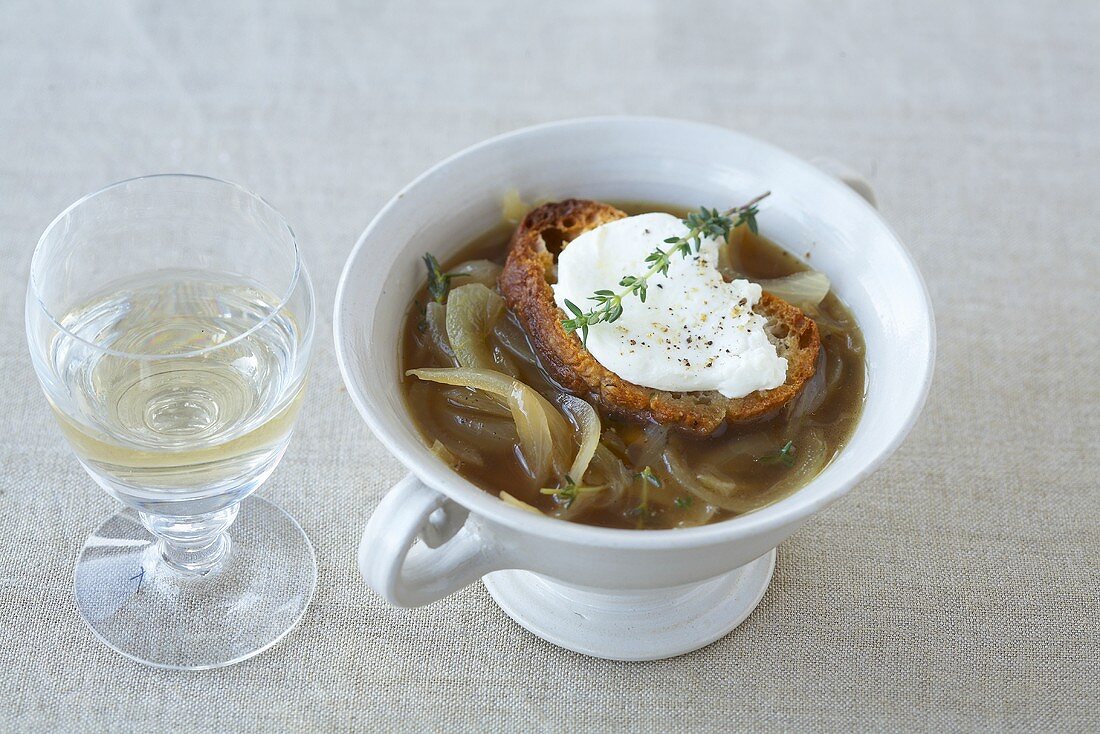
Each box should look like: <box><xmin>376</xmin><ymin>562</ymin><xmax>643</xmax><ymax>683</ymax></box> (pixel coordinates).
<box><xmin>401</xmin><ymin>198</ymin><xmax>865</xmax><ymax>529</ymax></box>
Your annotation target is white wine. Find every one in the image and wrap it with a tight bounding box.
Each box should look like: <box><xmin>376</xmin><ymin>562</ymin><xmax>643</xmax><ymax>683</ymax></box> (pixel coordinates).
<box><xmin>45</xmin><ymin>270</ymin><xmax>308</xmax><ymax>507</ymax></box>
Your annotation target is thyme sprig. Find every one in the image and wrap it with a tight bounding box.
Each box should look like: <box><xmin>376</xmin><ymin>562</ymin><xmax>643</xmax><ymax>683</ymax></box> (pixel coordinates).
<box><xmin>560</xmin><ymin>192</ymin><xmax>771</xmax><ymax>345</ymax></box>
<box><xmin>636</xmin><ymin>465</ymin><xmax>663</xmax><ymax>489</ymax></box>
<box><xmin>540</xmin><ymin>474</ymin><xmax>606</xmax><ymax>509</ymax></box>
<box><xmin>629</xmin><ymin>466</ymin><xmax>663</xmax><ymax>526</ymax></box>
<box><xmin>423</xmin><ymin>253</ymin><xmax>467</xmax><ymax>303</ymax></box>
<box><xmin>757</xmin><ymin>440</ymin><xmax>796</xmax><ymax>468</ymax></box>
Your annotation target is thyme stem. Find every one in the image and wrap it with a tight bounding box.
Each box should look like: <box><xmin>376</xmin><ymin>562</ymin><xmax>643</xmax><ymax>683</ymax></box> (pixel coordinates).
<box><xmin>561</xmin><ymin>192</ymin><xmax>770</xmax><ymax>345</ymax></box>
<box><xmin>540</xmin><ymin>474</ymin><xmax>606</xmax><ymax>509</ymax></box>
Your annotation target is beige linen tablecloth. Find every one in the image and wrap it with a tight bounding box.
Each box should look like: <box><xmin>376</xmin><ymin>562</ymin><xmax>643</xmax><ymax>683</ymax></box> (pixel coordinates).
<box><xmin>1</xmin><ymin>1</ymin><xmax>1096</xmax><ymax>731</ymax></box>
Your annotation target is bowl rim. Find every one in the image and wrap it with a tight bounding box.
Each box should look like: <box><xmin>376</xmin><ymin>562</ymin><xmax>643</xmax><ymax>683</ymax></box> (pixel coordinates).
<box><xmin>334</xmin><ymin>115</ymin><xmax>936</xmax><ymax>550</ymax></box>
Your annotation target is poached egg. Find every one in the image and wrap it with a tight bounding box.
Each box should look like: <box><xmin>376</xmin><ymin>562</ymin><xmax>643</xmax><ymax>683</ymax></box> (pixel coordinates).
<box><xmin>552</xmin><ymin>212</ymin><xmax>787</xmax><ymax>399</ymax></box>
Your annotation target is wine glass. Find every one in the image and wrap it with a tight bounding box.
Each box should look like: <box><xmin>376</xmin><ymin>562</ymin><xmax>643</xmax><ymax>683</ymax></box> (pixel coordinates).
<box><xmin>26</xmin><ymin>175</ymin><xmax>316</xmax><ymax>669</ymax></box>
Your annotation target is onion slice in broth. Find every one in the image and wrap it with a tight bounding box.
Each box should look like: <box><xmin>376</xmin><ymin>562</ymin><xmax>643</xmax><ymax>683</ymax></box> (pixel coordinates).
<box><xmin>446</xmin><ymin>283</ymin><xmax>506</xmax><ymax>370</ymax></box>
<box><xmin>719</xmin><ymin>228</ymin><xmax>831</xmax><ymax>310</ymax></box>
<box><xmin>559</xmin><ymin>394</ymin><xmax>600</xmax><ymax>482</ymax></box>
<box><xmin>768</xmin><ymin>428</ymin><xmax>830</xmax><ymax>494</ymax></box>
<box><xmin>757</xmin><ymin>271</ymin><xmax>831</xmax><ymax>310</ymax></box>
<box><xmin>449</xmin><ymin>259</ymin><xmax>503</xmax><ymax>289</ymax></box>
<box><xmin>430</xmin><ymin>440</ymin><xmax>461</xmax><ymax>470</ymax></box>
<box><xmin>664</xmin><ymin>438</ymin><xmax>760</xmax><ymax>513</ymax></box>
<box><xmin>406</xmin><ymin>367</ymin><xmax>571</xmax><ymax>486</ymax></box>
<box><xmin>442</xmin><ymin>386</ymin><xmax>511</xmax><ymax>418</ymax></box>
<box><xmin>491</xmin><ymin>313</ymin><xmax>540</xmax><ymax>366</ymax></box>
<box><xmin>423</xmin><ymin>302</ymin><xmax>457</xmax><ymax>367</ymax></box>
<box><xmin>500</xmin><ymin>491</ymin><xmax>542</xmax><ymax>514</ymax></box>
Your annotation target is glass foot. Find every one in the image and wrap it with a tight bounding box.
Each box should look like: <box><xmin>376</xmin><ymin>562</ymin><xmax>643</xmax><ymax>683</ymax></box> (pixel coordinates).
<box><xmin>73</xmin><ymin>496</ymin><xmax>316</xmax><ymax>670</ymax></box>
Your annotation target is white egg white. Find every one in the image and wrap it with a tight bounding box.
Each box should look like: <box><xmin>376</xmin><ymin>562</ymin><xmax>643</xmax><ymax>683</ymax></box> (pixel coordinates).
<box><xmin>553</xmin><ymin>212</ymin><xmax>786</xmax><ymax>399</ymax></box>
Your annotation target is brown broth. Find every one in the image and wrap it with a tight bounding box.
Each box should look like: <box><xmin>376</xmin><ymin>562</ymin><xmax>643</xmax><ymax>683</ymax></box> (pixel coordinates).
<box><xmin>400</xmin><ymin>202</ymin><xmax>866</xmax><ymax>529</ymax></box>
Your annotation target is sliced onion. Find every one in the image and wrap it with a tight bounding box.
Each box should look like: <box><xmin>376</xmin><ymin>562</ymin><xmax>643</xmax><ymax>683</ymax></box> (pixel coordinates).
<box><xmin>692</xmin><ymin>469</ymin><xmax>771</xmax><ymax>517</ymax></box>
<box><xmin>598</xmin><ymin>429</ymin><xmax>629</xmax><ymax>461</ymax></box>
<box><xmin>442</xmin><ymin>386</ymin><xmax>511</xmax><ymax>418</ymax></box>
<box><xmin>449</xmin><ymin>259</ymin><xmax>503</xmax><ymax>289</ymax></box>
<box><xmin>499</xmin><ymin>491</ymin><xmax>542</xmax><ymax>514</ymax></box>
<box><xmin>807</xmin><ymin>307</ymin><xmax>847</xmax><ymax>338</ymax></box>
<box><xmin>783</xmin><ymin>350</ymin><xmax>828</xmax><ymax>430</ymax></box>
<box><xmin>430</xmin><ymin>440</ymin><xmax>460</xmax><ymax>469</ymax></box>
<box><xmin>672</xmin><ymin>497</ymin><xmax>719</xmax><ymax>528</ymax></box>
<box><xmin>698</xmin><ymin>433</ymin><xmax>780</xmax><ymax>476</ymax></box>
<box><xmin>509</xmin><ymin>389</ymin><xmax>555</xmax><ymax>482</ymax></box>
<box><xmin>757</xmin><ymin>271</ymin><xmax>831</xmax><ymax>310</ymax></box>
<box><xmin>447</xmin><ymin>412</ymin><xmax>517</xmax><ymax>448</ymax></box>
<box><xmin>559</xmin><ymin>395</ymin><xmax>600</xmax><ymax>482</ymax></box>
<box><xmin>671</xmin><ymin>428</ymin><xmax>832</xmax><ymax>514</ymax></box>
<box><xmin>664</xmin><ymin>439</ymin><xmax>759</xmax><ymax>513</ymax></box>
<box><xmin>407</xmin><ymin>367</ymin><xmax>567</xmax><ymax>485</ymax></box>
<box><xmin>769</xmin><ymin>429</ymin><xmax>830</xmax><ymax>494</ymax></box>
<box><xmin>501</xmin><ymin>189</ymin><xmax>531</xmax><ymax>224</ymax></box>
<box><xmin>550</xmin><ymin>485</ymin><xmax>609</xmax><ymax>521</ymax></box>
<box><xmin>824</xmin><ymin>347</ymin><xmax>846</xmax><ymax>393</ymax></box>
<box><xmin>428</xmin><ymin>436</ymin><xmax>484</xmax><ymax>468</ymax></box>
<box><xmin>627</xmin><ymin>423</ymin><xmax>669</xmax><ymax>470</ymax></box>
<box><xmin>847</xmin><ymin>332</ymin><xmax>866</xmax><ymax>357</ymax></box>
<box><xmin>446</xmin><ymin>283</ymin><xmax>505</xmax><ymax>370</ymax></box>
<box><xmin>588</xmin><ymin>444</ymin><xmax>632</xmax><ymax>504</ymax></box>
<box><xmin>491</xmin><ymin>313</ymin><xmax>539</xmax><ymax>365</ymax></box>
<box><xmin>424</xmin><ymin>302</ymin><xmax>457</xmax><ymax>367</ymax></box>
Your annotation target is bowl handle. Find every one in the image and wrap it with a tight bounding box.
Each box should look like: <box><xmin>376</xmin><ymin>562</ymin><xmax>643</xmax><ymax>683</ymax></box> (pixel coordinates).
<box><xmin>358</xmin><ymin>473</ymin><xmax>504</xmax><ymax>607</ymax></box>
<box><xmin>810</xmin><ymin>156</ymin><xmax>877</xmax><ymax>208</ymax></box>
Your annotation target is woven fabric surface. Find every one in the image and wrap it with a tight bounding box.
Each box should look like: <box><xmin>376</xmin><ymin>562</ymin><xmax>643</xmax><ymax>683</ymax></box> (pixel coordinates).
<box><xmin>0</xmin><ymin>1</ymin><xmax>1096</xmax><ymax>731</ymax></box>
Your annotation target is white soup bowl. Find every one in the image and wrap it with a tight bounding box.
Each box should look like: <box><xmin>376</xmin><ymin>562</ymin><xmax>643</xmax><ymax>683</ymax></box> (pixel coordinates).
<box><xmin>334</xmin><ymin>117</ymin><xmax>934</xmax><ymax>660</ymax></box>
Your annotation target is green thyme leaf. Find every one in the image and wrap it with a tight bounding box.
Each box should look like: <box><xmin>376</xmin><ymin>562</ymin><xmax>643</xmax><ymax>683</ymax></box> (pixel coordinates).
<box><xmin>540</xmin><ymin>474</ymin><xmax>606</xmax><ymax>509</ymax></box>
<box><xmin>423</xmin><ymin>253</ymin><xmax>465</xmax><ymax>304</ymax></box>
<box><xmin>637</xmin><ymin>465</ymin><xmax>663</xmax><ymax>488</ymax></box>
<box><xmin>756</xmin><ymin>440</ymin><xmax>796</xmax><ymax>468</ymax></box>
<box><xmin>558</xmin><ymin>192</ymin><xmax>770</xmax><ymax>347</ymax></box>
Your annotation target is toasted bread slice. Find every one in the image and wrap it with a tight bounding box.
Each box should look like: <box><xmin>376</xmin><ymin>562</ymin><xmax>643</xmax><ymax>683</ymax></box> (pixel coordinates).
<box><xmin>499</xmin><ymin>199</ymin><xmax>820</xmax><ymax>436</ymax></box>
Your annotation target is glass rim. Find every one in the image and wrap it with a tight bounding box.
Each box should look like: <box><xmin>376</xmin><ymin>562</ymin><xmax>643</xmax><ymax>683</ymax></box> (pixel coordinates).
<box><xmin>28</xmin><ymin>173</ymin><xmax>306</xmax><ymax>361</ymax></box>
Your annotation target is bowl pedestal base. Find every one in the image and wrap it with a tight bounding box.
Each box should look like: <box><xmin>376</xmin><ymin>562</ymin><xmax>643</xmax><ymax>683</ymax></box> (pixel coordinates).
<box><xmin>482</xmin><ymin>548</ymin><xmax>776</xmax><ymax>661</ymax></box>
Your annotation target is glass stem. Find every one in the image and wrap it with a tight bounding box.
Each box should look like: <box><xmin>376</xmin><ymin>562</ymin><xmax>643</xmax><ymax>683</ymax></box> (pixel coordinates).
<box><xmin>139</xmin><ymin>505</ymin><xmax>238</xmax><ymax>575</ymax></box>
